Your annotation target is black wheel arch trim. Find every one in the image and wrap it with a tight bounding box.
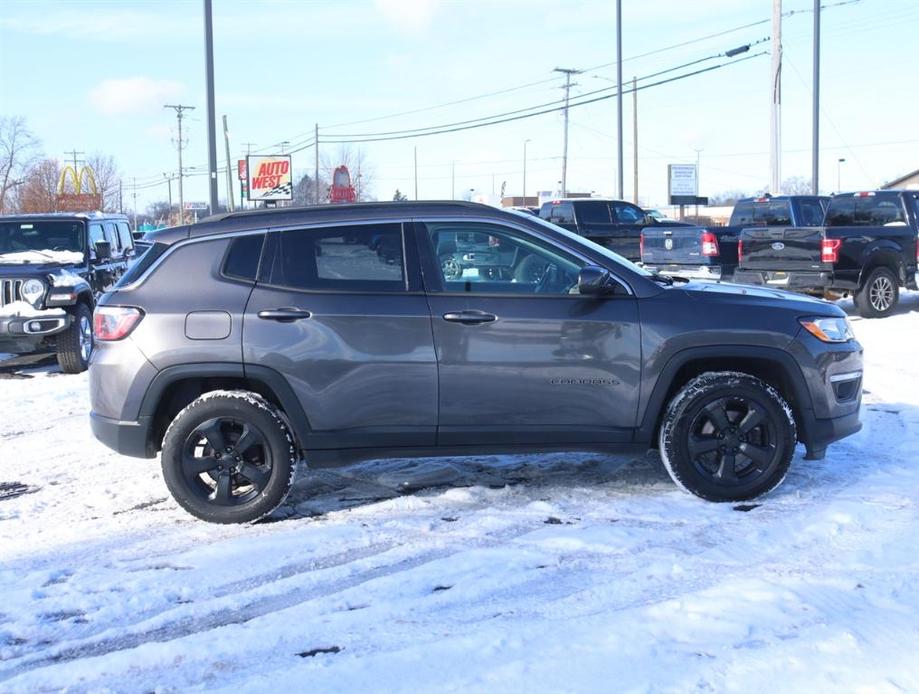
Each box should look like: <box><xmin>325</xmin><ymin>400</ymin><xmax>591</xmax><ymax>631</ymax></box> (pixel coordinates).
<box><xmin>637</xmin><ymin>345</ymin><xmax>816</xmax><ymax>446</ymax></box>
<box><xmin>857</xmin><ymin>247</ymin><xmax>906</xmax><ymax>287</ymax></box>
<box><xmin>137</xmin><ymin>362</ymin><xmax>312</xmax><ymax>452</ymax></box>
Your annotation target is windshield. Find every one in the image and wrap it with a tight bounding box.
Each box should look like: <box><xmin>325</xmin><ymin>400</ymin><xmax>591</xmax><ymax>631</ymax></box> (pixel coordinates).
<box><xmin>0</xmin><ymin>221</ymin><xmax>86</xmax><ymax>257</ymax></box>
<box><xmin>510</xmin><ymin>211</ymin><xmax>653</xmax><ymax>277</ymax></box>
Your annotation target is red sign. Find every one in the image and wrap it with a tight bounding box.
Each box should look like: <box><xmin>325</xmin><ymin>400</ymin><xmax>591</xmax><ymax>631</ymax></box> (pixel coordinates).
<box><xmin>56</xmin><ymin>193</ymin><xmax>103</xmax><ymax>212</ymax></box>
<box><xmin>237</xmin><ymin>159</ymin><xmax>247</xmax><ymax>181</ymax></box>
<box><xmin>329</xmin><ymin>165</ymin><xmax>356</xmax><ymax>203</ymax></box>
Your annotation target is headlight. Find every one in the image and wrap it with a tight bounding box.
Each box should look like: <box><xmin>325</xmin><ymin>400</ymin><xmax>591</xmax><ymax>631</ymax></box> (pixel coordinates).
<box><xmin>20</xmin><ymin>279</ymin><xmax>45</xmax><ymax>307</ymax></box>
<box><xmin>799</xmin><ymin>316</ymin><xmax>854</xmax><ymax>343</ymax></box>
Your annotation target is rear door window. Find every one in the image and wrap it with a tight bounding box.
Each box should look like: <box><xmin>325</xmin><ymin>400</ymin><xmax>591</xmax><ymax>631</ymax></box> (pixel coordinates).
<box><xmin>116</xmin><ymin>222</ymin><xmax>134</xmax><ymax>253</ymax></box>
<box><xmin>268</xmin><ymin>224</ymin><xmax>406</xmax><ymax>292</ymax></box>
<box><xmin>575</xmin><ymin>201</ymin><xmax>612</xmax><ymax>225</ymax></box>
<box><xmin>222</xmin><ymin>233</ymin><xmax>265</xmax><ymax>282</ymax></box>
<box><xmin>103</xmin><ymin>222</ymin><xmax>121</xmax><ymax>255</ymax></box>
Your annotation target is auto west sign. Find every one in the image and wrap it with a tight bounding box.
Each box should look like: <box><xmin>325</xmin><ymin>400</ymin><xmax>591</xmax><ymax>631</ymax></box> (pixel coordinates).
<box><xmin>246</xmin><ymin>155</ymin><xmax>293</xmax><ymax>201</ymax></box>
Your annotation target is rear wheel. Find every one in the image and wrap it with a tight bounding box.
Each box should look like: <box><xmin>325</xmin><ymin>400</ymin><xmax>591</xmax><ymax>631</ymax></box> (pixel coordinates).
<box><xmin>659</xmin><ymin>372</ymin><xmax>796</xmax><ymax>502</ymax></box>
<box><xmin>56</xmin><ymin>303</ymin><xmax>93</xmax><ymax>374</ymax></box>
<box><xmin>855</xmin><ymin>266</ymin><xmax>898</xmax><ymax>318</ymax></box>
<box><xmin>160</xmin><ymin>391</ymin><xmax>298</xmax><ymax>523</ymax></box>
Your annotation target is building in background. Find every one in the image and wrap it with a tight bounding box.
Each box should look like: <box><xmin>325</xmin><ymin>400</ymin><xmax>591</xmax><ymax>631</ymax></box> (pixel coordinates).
<box><xmin>882</xmin><ymin>168</ymin><xmax>919</xmax><ymax>190</ymax></box>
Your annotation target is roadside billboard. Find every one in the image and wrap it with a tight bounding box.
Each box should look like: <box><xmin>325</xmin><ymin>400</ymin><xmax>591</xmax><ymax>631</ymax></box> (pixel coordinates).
<box><xmin>668</xmin><ymin>164</ymin><xmax>697</xmax><ymax>199</ymax></box>
<box><xmin>246</xmin><ymin>155</ymin><xmax>293</xmax><ymax>201</ymax></box>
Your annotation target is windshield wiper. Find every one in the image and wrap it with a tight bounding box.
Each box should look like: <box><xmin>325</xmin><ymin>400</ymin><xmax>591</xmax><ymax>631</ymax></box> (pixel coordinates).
<box><xmin>648</xmin><ymin>272</ymin><xmax>690</xmax><ymax>286</ymax></box>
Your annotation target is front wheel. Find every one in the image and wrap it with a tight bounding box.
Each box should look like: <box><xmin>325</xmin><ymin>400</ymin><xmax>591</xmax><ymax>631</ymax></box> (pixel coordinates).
<box><xmin>854</xmin><ymin>266</ymin><xmax>898</xmax><ymax>318</ymax></box>
<box><xmin>659</xmin><ymin>372</ymin><xmax>796</xmax><ymax>502</ymax></box>
<box><xmin>56</xmin><ymin>303</ymin><xmax>93</xmax><ymax>374</ymax></box>
<box><xmin>160</xmin><ymin>391</ymin><xmax>298</xmax><ymax>523</ymax></box>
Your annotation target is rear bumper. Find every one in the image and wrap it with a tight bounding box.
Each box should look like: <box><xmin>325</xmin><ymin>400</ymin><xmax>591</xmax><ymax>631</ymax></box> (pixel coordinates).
<box><xmin>643</xmin><ymin>263</ymin><xmax>723</xmax><ymax>281</ymax></box>
<box><xmin>734</xmin><ymin>268</ymin><xmax>831</xmax><ymax>291</ymax></box>
<box><xmin>90</xmin><ymin>411</ymin><xmax>156</xmax><ymax>459</ymax></box>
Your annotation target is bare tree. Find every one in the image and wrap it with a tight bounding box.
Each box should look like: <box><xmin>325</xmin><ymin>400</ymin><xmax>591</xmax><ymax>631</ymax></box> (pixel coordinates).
<box><xmin>781</xmin><ymin>176</ymin><xmax>813</xmax><ymax>195</ymax></box>
<box><xmin>86</xmin><ymin>152</ymin><xmax>121</xmax><ymax>212</ymax></box>
<box><xmin>708</xmin><ymin>189</ymin><xmax>751</xmax><ymax>206</ymax></box>
<box><xmin>292</xmin><ymin>172</ymin><xmax>329</xmax><ymax>206</ymax></box>
<box><xmin>18</xmin><ymin>159</ymin><xmax>63</xmax><ymax>213</ymax></box>
<box><xmin>320</xmin><ymin>144</ymin><xmax>375</xmax><ymax>201</ymax></box>
<box><xmin>0</xmin><ymin>116</ymin><xmax>41</xmax><ymax>213</ymax></box>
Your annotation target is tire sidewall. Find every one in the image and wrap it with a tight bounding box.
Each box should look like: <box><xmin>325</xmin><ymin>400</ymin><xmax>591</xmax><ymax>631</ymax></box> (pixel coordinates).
<box><xmin>161</xmin><ymin>393</ymin><xmax>296</xmax><ymax>523</ymax></box>
<box><xmin>660</xmin><ymin>374</ymin><xmax>795</xmax><ymax>502</ymax></box>
<box><xmin>57</xmin><ymin>303</ymin><xmax>93</xmax><ymax>373</ymax></box>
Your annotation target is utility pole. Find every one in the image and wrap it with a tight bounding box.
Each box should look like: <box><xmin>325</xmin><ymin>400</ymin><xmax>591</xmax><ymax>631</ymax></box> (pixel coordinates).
<box><xmin>314</xmin><ymin>123</ymin><xmax>320</xmax><ymax>204</ymax></box>
<box><xmin>616</xmin><ymin>0</ymin><xmax>624</xmax><ymax>199</ymax></box>
<box><xmin>131</xmin><ymin>177</ymin><xmax>137</xmax><ymax>231</ymax></box>
<box><xmin>812</xmin><ymin>0</ymin><xmax>820</xmax><ymax>195</ymax></box>
<box><xmin>203</xmin><ymin>0</ymin><xmax>219</xmax><ymax>216</ymax></box>
<box><xmin>63</xmin><ymin>150</ymin><xmax>84</xmax><ymax>172</ymax></box>
<box><xmin>632</xmin><ymin>77</ymin><xmax>638</xmax><ymax>204</ymax></box>
<box><xmin>222</xmin><ymin>115</ymin><xmax>235</xmax><ymax>212</ymax></box>
<box><xmin>163</xmin><ymin>173</ymin><xmax>173</xmax><ymax>214</ymax></box>
<box><xmin>164</xmin><ymin>104</ymin><xmax>195</xmax><ymax>223</ymax></box>
<box><xmin>770</xmin><ymin>0</ymin><xmax>782</xmax><ymax>193</ymax></box>
<box><xmin>414</xmin><ymin>146</ymin><xmax>419</xmax><ymax>200</ymax></box>
<box><xmin>523</xmin><ymin>139</ymin><xmax>531</xmax><ymax>204</ymax></box>
<box><xmin>451</xmin><ymin>160</ymin><xmax>455</xmax><ymax>200</ymax></box>
<box><xmin>554</xmin><ymin>67</ymin><xmax>580</xmax><ymax>197</ymax></box>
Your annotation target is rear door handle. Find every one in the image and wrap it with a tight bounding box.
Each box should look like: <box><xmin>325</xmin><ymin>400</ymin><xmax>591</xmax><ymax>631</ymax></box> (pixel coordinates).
<box><xmin>442</xmin><ymin>310</ymin><xmax>497</xmax><ymax>325</ymax></box>
<box><xmin>257</xmin><ymin>307</ymin><xmax>312</xmax><ymax>322</ymax></box>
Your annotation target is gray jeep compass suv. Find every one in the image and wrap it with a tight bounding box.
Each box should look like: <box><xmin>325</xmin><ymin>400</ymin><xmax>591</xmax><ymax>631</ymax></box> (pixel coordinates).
<box><xmin>89</xmin><ymin>202</ymin><xmax>863</xmax><ymax>523</ymax></box>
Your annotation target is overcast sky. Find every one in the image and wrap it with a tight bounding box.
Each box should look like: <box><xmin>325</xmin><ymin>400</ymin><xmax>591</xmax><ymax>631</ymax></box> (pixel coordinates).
<box><xmin>1</xmin><ymin>0</ymin><xmax>917</xmax><ymax>211</ymax></box>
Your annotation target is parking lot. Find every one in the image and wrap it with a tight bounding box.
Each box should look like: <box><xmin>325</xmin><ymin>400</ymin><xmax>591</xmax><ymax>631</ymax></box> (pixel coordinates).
<box><xmin>0</xmin><ymin>293</ymin><xmax>916</xmax><ymax>691</ymax></box>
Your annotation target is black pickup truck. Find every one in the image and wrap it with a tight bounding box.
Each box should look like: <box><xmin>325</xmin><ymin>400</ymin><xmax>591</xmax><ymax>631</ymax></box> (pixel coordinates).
<box><xmin>641</xmin><ymin>195</ymin><xmax>829</xmax><ymax>281</ymax></box>
<box><xmin>734</xmin><ymin>190</ymin><xmax>919</xmax><ymax>318</ymax></box>
<box><xmin>539</xmin><ymin>198</ymin><xmax>690</xmax><ymax>261</ymax></box>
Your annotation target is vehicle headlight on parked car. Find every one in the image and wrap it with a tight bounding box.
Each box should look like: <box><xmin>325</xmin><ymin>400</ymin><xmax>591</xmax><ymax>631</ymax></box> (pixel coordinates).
<box><xmin>20</xmin><ymin>279</ymin><xmax>45</xmax><ymax>307</ymax></box>
<box><xmin>799</xmin><ymin>316</ymin><xmax>854</xmax><ymax>343</ymax></box>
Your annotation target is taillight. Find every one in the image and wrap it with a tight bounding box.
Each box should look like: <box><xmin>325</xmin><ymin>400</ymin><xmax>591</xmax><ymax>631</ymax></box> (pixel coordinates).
<box><xmin>821</xmin><ymin>238</ymin><xmax>842</xmax><ymax>264</ymax></box>
<box><xmin>701</xmin><ymin>231</ymin><xmax>719</xmax><ymax>257</ymax></box>
<box><xmin>737</xmin><ymin>238</ymin><xmax>744</xmax><ymax>261</ymax></box>
<box><xmin>93</xmin><ymin>306</ymin><xmax>144</xmax><ymax>341</ymax></box>
<box><xmin>639</xmin><ymin>232</ymin><xmax>645</xmax><ymax>258</ymax></box>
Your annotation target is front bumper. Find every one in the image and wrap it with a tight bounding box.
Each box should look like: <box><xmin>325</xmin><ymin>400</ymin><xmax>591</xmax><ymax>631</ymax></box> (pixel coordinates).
<box><xmin>798</xmin><ymin>408</ymin><xmax>862</xmax><ymax>460</ymax></box>
<box><xmin>0</xmin><ymin>311</ymin><xmax>71</xmax><ymax>337</ymax></box>
<box><xmin>90</xmin><ymin>411</ymin><xmax>156</xmax><ymax>459</ymax></box>
<box><xmin>644</xmin><ymin>263</ymin><xmax>723</xmax><ymax>281</ymax></box>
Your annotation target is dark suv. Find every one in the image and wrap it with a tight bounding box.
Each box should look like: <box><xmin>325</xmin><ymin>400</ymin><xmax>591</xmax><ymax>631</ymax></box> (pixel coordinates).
<box><xmin>89</xmin><ymin>202</ymin><xmax>863</xmax><ymax>523</ymax></box>
<box><xmin>0</xmin><ymin>212</ymin><xmax>135</xmax><ymax>372</ymax></box>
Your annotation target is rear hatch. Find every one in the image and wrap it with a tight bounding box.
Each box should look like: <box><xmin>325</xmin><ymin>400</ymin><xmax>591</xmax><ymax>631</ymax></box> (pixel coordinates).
<box><xmin>738</xmin><ymin>226</ymin><xmax>827</xmax><ymax>271</ymax></box>
<box><xmin>641</xmin><ymin>226</ymin><xmax>713</xmax><ymax>265</ymax></box>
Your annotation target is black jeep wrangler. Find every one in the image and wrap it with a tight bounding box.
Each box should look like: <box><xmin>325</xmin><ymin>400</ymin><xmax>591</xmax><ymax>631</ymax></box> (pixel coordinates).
<box><xmin>0</xmin><ymin>212</ymin><xmax>135</xmax><ymax>373</ymax></box>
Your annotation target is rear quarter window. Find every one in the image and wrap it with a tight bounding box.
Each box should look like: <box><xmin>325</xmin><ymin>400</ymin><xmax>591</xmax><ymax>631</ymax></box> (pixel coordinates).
<box><xmin>222</xmin><ymin>233</ymin><xmax>266</xmax><ymax>282</ymax></box>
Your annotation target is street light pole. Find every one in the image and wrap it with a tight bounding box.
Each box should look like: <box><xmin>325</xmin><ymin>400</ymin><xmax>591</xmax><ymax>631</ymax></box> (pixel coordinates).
<box><xmin>616</xmin><ymin>0</ymin><xmax>624</xmax><ymax>199</ymax></box>
<box><xmin>812</xmin><ymin>0</ymin><xmax>821</xmax><ymax>195</ymax></box>
<box><xmin>837</xmin><ymin>158</ymin><xmax>846</xmax><ymax>192</ymax></box>
<box><xmin>770</xmin><ymin>0</ymin><xmax>782</xmax><ymax>193</ymax></box>
<box><xmin>203</xmin><ymin>0</ymin><xmax>219</xmax><ymax>216</ymax></box>
<box><xmin>523</xmin><ymin>139</ymin><xmax>531</xmax><ymax>203</ymax></box>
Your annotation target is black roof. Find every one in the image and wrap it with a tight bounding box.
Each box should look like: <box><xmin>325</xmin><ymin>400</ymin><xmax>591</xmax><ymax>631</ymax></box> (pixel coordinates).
<box><xmin>146</xmin><ymin>201</ymin><xmax>529</xmax><ymax>244</ymax></box>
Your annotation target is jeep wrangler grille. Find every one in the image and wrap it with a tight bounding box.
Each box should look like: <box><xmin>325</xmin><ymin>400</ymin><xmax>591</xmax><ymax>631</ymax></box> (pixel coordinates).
<box><xmin>1</xmin><ymin>279</ymin><xmax>24</xmax><ymax>307</ymax></box>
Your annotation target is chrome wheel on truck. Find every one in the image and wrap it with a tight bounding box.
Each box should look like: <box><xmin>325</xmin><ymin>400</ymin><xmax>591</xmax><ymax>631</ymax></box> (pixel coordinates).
<box><xmin>855</xmin><ymin>267</ymin><xmax>898</xmax><ymax>319</ymax></box>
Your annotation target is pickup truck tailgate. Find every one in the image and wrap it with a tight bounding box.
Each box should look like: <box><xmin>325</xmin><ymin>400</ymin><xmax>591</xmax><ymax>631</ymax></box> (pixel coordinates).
<box><xmin>641</xmin><ymin>227</ymin><xmax>710</xmax><ymax>265</ymax></box>
<box><xmin>740</xmin><ymin>226</ymin><xmax>826</xmax><ymax>270</ymax></box>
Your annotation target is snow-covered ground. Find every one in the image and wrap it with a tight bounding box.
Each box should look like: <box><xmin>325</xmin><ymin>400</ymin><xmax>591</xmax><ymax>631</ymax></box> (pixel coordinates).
<box><xmin>1</xmin><ymin>295</ymin><xmax>918</xmax><ymax>693</ymax></box>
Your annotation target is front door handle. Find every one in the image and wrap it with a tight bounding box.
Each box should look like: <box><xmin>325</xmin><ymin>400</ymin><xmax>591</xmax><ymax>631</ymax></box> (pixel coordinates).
<box><xmin>442</xmin><ymin>310</ymin><xmax>497</xmax><ymax>325</ymax></box>
<box><xmin>257</xmin><ymin>307</ymin><xmax>312</xmax><ymax>322</ymax></box>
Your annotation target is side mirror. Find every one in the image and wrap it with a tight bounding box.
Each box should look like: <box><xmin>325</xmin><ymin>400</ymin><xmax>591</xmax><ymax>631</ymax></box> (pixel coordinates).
<box><xmin>94</xmin><ymin>240</ymin><xmax>112</xmax><ymax>260</ymax></box>
<box><xmin>577</xmin><ymin>265</ymin><xmax>616</xmax><ymax>296</ymax></box>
